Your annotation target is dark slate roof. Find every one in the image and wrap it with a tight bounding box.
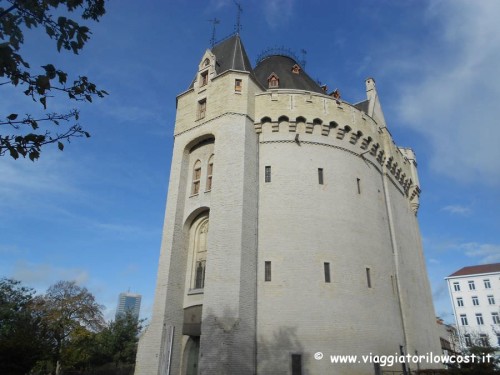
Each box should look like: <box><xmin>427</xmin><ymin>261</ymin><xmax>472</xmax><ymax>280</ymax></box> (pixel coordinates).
<box><xmin>211</xmin><ymin>34</ymin><xmax>253</xmax><ymax>74</ymax></box>
<box><xmin>354</xmin><ymin>100</ymin><xmax>369</xmax><ymax>115</ymax></box>
<box><xmin>254</xmin><ymin>55</ymin><xmax>324</xmax><ymax>94</ymax></box>
<box><xmin>447</xmin><ymin>263</ymin><xmax>500</xmax><ymax>277</ymax></box>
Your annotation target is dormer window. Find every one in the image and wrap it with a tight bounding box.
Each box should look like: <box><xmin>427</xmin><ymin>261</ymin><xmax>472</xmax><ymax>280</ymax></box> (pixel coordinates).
<box><xmin>291</xmin><ymin>64</ymin><xmax>301</xmax><ymax>74</ymax></box>
<box><xmin>200</xmin><ymin>70</ymin><xmax>209</xmax><ymax>87</ymax></box>
<box><xmin>268</xmin><ymin>73</ymin><xmax>279</xmax><ymax>88</ymax></box>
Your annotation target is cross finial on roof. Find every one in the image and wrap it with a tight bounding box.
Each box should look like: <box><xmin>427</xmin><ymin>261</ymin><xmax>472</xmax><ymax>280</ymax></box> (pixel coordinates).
<box><xmin>208</xmin><ymin>18</ymin><xmax>220</xmax><ymax>47</ymax></box>
<box><xmin>234</xmin><ymin>0</ymin><xmax>243</xmax><ymax>34</ymax></box>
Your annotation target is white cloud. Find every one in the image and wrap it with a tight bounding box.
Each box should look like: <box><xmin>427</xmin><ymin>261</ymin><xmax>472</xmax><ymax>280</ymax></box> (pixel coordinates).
<box><xmin>263</xmin><ymin>0</ymin><xmax>295</xmax><ymax>29</ymax></box>
<box><xmin>460</xmin><ymin>242</ymin><xmax>500</xmax><ymax>264</ymax></box>
<box><xmin>395</xmin><ymin>0</ymin><xmax>500</xmax><ymax>186</ymax></box>
<box><xmin>10</xmin><ymin>260</ymin><xmax>89</xmax><ymax>292</ymax></box>
<box><xmin>441</xmin><ymin>204</ymin><xmax>471</xmax><ymax>216</ymax></box>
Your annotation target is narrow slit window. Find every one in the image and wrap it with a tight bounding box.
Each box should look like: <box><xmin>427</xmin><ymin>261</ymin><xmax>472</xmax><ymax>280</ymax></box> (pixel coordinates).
<box><xmin>206</xmin><ymin>155</ymin><xmax>214</xmax><ymax>191</ymax></box>
<box><xmin>265</xmin><ymin>261</ymin><xmax>271</xmax><ymax>282</ymax></box>
<box><xmin>192</xmin><ymin>160</ymin><xmax>201</xmax><ymax>195</ymax></box>
<box><xmin>265</xmin><ymin>166</ymin><xmax>271</xmax><ymax>183</ymax></box>
<box><xmin>291</xmin><ymin>354</ymin><xmax>302</xmax><ymax>375</ymax></box>
<box><xmin>200</xmin><ymin>71</ymin><xmax>209</xmax><ymax>87</ymax></box>
<box><xmin>366</xmin><ymin>267</ymin><xmax>372</xmax><ymax>288</ymax></box>
<box><xmin>324</xmin><ymin>262</ymin><xmax>331</xmax><ymax>283</ymax></box>
<box><xmin>357</xmin><ymin>178</ymin><xmax>361</xmax><ymax>194</ymax></box>
<box><xmin>235</xmin><ymin>79</ymin><xmax>242</xmax><ymax>92</ymax></box>
<box><xmin>318</xmin><ymin>168</ymin><xmax>324</xmax><ymax>185</ymax></box>
<box><xmin>198</xmin><ymin>99</ymin><xmax>207</xmax><ymax>120</ymax></box>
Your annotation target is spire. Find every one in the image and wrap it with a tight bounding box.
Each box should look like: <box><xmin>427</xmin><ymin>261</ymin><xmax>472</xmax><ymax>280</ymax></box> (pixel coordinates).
<box><xmin>209</xmin><ymin>18</ymin><xmax>220</xmax><ymax>48</ymax></box>
<box><xmin>211</xmin><ymin>34</ymin><xmax>253</xmax><ymax>74</ymax></box>
<box><xmin>234</xmin><ymin>0</ymin><xmax>243</xmax><ymax>34</ymax></box>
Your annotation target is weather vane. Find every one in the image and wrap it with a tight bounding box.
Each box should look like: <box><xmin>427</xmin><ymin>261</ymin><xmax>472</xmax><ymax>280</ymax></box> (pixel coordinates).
<box><xmin>208</xmin><ymin>18</ymin><xmax>220</xmax><ymax>47</ymax></box>
<box><xmin>234</xmin><ymin>0</ymin><xmax>243</xmax><ymax>34</ymax></box>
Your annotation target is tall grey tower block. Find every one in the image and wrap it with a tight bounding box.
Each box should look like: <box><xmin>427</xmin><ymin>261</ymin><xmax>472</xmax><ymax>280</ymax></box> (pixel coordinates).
<box><xmin>135</xmin><ymin>35</ymin><xmax>441</xmax><ymax>375</ymax></box>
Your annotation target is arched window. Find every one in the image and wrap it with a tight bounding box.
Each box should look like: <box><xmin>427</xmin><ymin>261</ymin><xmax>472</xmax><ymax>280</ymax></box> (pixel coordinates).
<box><xmin>192</xmin><ymin>160</ymin><xmax>201</xmax><ymax>195</ymax></box>
<box><xmin>192</xmin><ymin>218</ymin><xmax>208</xmax><ymax>289</ymax></box>
<box><xmin>206</xmin><ymin>155</ymin><xmax>214</xmax><ymax>191</ymax></box>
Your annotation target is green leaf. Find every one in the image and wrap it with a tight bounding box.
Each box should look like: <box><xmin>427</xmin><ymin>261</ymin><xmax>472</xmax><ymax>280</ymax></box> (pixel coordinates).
<box><xmin>29</xmin><ymin>150</ymin><xmax>40</xmax><ymax>161</ymax></box>
<box><xmin>58</xmin><ymin>142</ymin><xmax>64</xmax><ymax>151</ymax></box>
<box><xmin>9</xmin><ymin>148</ymin><xmax>19</xmax><ymax>160</ymax></box>
<box><xmin>7</xmin><ymin>114</ymin><xmax>18</xmax><ymax>121</ymax></box>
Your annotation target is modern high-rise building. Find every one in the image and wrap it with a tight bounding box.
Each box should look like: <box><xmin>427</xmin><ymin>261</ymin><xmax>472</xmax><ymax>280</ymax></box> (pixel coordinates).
<box><xmin>116</xmin><ymin>292</ymin><xmax>142</xmax><ymax>320</ymax></box>
<box><xmin>135</xmin><ymin>34</ymin><xmax>441</xmax><ymax>375</ymax></box>
<box><xmin>445</xmin><ymin>263</ymin><xmax>500</xmax><ymax>349</ymax></box>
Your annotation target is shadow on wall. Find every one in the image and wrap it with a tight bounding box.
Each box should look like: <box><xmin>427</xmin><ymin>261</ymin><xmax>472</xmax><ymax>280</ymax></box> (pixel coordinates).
<box><xmin>199</xmin><ymin>308</ymin><xmax>303</xmax><ymax>375</ymax></box>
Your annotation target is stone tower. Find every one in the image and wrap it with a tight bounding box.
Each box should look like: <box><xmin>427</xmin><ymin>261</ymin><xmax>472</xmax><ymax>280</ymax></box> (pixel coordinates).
<box><xmin>135</xmin><ymin>35</ymin><xmax>441</xmax><ymax>375</ymax></box>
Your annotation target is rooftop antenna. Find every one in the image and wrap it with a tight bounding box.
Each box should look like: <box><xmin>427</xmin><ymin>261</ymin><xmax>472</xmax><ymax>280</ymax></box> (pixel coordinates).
<box><xmin>234</xmin><ymin>0</ymin><xmax>243</xmax><ymax>34</ymax></box>
<box><xmin>209</xmin><ymin>18</ymin><xmax>220</xmax><ymax>47</ymax></box>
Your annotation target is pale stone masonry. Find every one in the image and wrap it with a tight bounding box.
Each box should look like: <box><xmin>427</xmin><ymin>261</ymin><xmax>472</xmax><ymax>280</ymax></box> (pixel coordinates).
<box><xmin>135</xmin><ymin>34</ymin><xmax>441</xmax><ymax>375</ymax></box>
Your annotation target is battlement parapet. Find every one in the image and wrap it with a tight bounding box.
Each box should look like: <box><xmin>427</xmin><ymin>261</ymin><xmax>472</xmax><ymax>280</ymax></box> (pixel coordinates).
<box><xmin>254</xmin><ymin>90</ymin><xmax>421</xmax><ymax>211</ymax></box>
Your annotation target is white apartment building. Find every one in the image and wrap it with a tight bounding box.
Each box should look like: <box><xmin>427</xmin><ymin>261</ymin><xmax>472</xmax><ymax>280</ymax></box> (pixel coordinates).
<box><xmin>446</xmin><ymin>263</ymin><xmax>500</xmax><ymax>349</ymax></box>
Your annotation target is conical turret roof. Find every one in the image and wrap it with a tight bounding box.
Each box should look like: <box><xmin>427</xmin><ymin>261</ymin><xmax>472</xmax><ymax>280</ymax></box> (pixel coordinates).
<box><xmin>211</xmin><ymin>34</ymin><xmax>253</xmax><ymax>74</ymax></box>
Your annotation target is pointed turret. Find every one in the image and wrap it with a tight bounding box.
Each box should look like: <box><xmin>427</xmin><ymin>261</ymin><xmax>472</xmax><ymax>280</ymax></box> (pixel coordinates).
<box><xmin>365</xmin><ymin>77</ymin><xmax>387</xmax><ymax>127</ymax></box>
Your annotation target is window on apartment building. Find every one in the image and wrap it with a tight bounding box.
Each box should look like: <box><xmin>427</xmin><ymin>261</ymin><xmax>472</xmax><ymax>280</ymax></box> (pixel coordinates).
<box><xmin>460</xmin><ymin>314</ymin><xmax>468</xmax><ymax>325</ymax></box>
<box><xmin>468</xmin><ymin>280</ymin><xmax>475</xmax><ymax>290</ymax></box>
<box><xmin>476</xmin><ymin>313</ymin><xmax>484</xmax><ymax>325</ymax></box>
<box><xmin>206</xmin><ymin>155</ymin><xmax>214</xmax><ymax>191</ymax></box>
<box><xmin>457</xmin><ymin>297</ymin><xmax>464</xmax><ymax>307</ymax></box>
<box><xmin>318</xmin><ymin>168</ymin><xmax>324</xmax><ymax>185</ymax></box>
<box><xmin>265</xmin><ymin>166</ymin><xmax>271</xmax><ymax>183</ymax></box>
<box><xmin>453</xmin><ymin>282</ymin><xmax>460</xmax><ymax>291</ymax></box>
<box><xmin>464</xmin><ymin>334</ymin><xmax>472</xmax><ymax>347</ymax></box>
<box><xmin>291</xmin><ymin>354</ymin><xmax>302</xmax><ymax>375</ymax></box>
<box><xmin>324</xmin><ymin>262</ymin><xmax>331</xmax><ymax>283</ymax></box>
<box><xmin>192</xmin><ymin>160</ymin><xmax>201</xmax><ymax>195</ymax></box>
<box><xmin>479</xmin><ymin>334</ymin><xmax>488</xmax><ymax>346</ymax></box>
<box><xmin>488</xmin><ymin>295</ymin><xmax>495</xmax><ymax>305</ymax></box>
<box><xmin>235</xmin><ymin>79</ymin><xmax>242</xmax><ymax>92</ymax></box>
<box><xmin>472</xmin><ymin>296</ymin><xmax>479</xmax><ymax>306</ymax></box>
<box><xmin>197</xmin><ymin>99</ymin><xmax>207</xmax><ymax>120</ymax></box>
<box><xmin>484</xmin><ymin>279</ymin><xmax>491</xmax><ymax>289</ymax></box>
<box><xmin>492</xmin><ymin>312</ymin><xmax>500</xmax><ymax>324</ymax></box>
<box><xmin>265</xmin><ymin>261</ymin><xmax>271</xmax><ymax>282</ymax></box>
<box><xmin>366</xmin><ymin>267</ymin><xmax>372</xmax><ymax>288</ymax></box>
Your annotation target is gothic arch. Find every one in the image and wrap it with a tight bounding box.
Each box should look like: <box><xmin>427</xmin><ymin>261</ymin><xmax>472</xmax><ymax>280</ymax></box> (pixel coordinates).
<box><xmin>186</xmin><ymin>211</ymin><xmax>210</xmax><ymax>291</ymax></box>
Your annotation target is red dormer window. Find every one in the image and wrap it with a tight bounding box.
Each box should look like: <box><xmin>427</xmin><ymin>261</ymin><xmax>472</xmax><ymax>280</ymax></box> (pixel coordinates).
<box><xmin>268</xmin><ymin>73</ymin><xmax>279</xmax><ymax>88</ymax></box>
<box><xmin>291</xmin><ymin>64</ymin><xmax>301</xmax><ymax>74</ymax></box>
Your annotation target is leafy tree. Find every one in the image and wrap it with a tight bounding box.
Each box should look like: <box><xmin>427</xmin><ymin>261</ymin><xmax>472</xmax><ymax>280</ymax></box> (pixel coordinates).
<box><xmin>0</xmin><ymin>278</ymin><xmax>49</xmax><ymax>375</ymax></box>
<box><xmin>0</xmin><ymin>0</ymin><xmax>108</xmax><ymax>161</ymax></box>
<box><xmin>92</xmin><ymin>311</ymin><xmax>143</xmax><ymax>368</ymax></box>
<box><xmin>35</xmin><ymin>280</ymin><xmax>105</xmax><ymax>374</ymax></box>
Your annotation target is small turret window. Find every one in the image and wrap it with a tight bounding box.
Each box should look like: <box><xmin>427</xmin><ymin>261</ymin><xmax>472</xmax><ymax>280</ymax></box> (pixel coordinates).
<box><xmin>235</xmin><ymin>79</ymin><xmax>242</xmax><ymax>92</ymax></box>
<box><xmin>291</xmin><ymin>64</ymin><xmax>301</xmax><ymax>74</ymax></box>
<box><xmin>206</xmin><ymin>155</ymin><xmax>214</xmax><ymax>191</ymax></box>
<box><xmin>268</xmin><ymin>73</ymin><xmax>279</xmax><ymax>88</ymax></box>
<box><xmin>197</xmin><ymin>99</ymin><xmax>206</xmax><ymax>120</ymax></box>
<box><xmin>203</xmin><ymin>58</ymin><xmax>210</xmax><ymax>67</ymax></box>
<box><xmin>200</xmin><ymin>71</ymin><xmax>209</xmax><ymax>87</ymax></box>
<box><xmin>192</xmin><ymin>160</ymin><xmax>201</xmax><ymax>195</ymax></box>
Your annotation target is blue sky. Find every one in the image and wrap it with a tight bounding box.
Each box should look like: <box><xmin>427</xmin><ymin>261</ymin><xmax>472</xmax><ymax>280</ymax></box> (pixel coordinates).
<box><xmin>1</xmin><ymin>0</ymin><xmax>499</xmax><ymax>323</ymax></box>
